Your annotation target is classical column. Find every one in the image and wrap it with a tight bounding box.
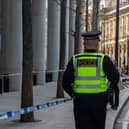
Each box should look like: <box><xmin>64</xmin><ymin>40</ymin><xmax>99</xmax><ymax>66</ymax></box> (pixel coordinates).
<box><xmin>126</xmin><ymin>15</ymin><xmax>128</xmax><ymax>38</ymax></box>
<box><xmin>113</xmin><ymin>44</ymin><xmax>115</xmax><ymax>61</ymax></box>
<box><xmin>0</xmin><ymin>0</ymin><xmax>2</xmax><ymax>57</ymax></box>
<box><xmin>32</xmin><ymin>0</ymin><xmax>47</xmax><ymax>85</ymax></box>
<box><xmin>65</xmin><ymin>0</ymin><xmax>70</xmax><ymax>65</ymax></box>
<box><xmin>0</xmin><ymin>0</ymin><xmax>1</xmax><ymax>33</ymax></box>
<box><xmin>47</xmin><ymin>0</ymin><xmax>61</xmax><ymax>81</ymax></box>
<box><xmin>2</xmin><ymin>0</ymin><xmax>22</xmax><ymax>91</ymax></box>
<box><xmin>108</xmin><ymin>46</ymin><xmax>111</xmax><ymax>57</ymax></box>
<box><xmin>121</xmin><ymin>45</ymin><xmax>125</xmax><ymax>68</ymax></box>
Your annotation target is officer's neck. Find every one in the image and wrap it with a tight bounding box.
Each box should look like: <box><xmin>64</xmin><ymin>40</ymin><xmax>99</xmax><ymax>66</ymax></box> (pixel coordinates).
<box><xmin>84</xmin><ymin>49</ymin><xmax>98</xmax><ymax>52</ymax></box>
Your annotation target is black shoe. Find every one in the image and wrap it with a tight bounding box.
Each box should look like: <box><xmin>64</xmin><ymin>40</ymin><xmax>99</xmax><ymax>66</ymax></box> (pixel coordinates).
<box><xmin>111</xmin><ymin>105</ymin><xmax>118</xmax><ymax>110</ymax></box>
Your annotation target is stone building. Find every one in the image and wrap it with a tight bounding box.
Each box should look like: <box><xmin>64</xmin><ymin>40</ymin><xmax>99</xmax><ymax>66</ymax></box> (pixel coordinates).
<box><xmin>100</xmin><ymin>1</ymin><xmax>129</xmax><ymax>70</ymax></box>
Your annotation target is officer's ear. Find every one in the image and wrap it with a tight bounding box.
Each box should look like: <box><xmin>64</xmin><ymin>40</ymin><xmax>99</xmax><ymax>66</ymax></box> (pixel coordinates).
<box><xmin>83</xmin><ymin>38</ymin><xmax>87</xmax><ymax>44</ymax></box>
<box><xmin>83</xmin><ymin>40</ymin><xmax>86</xmax><ymax>43</ymax></box>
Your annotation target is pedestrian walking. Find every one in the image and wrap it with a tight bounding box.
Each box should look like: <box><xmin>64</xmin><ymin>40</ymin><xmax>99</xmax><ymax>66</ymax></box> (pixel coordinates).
<box><xmin>62</xmin><ymin>31</ymin><xmax>120</xmax><ymax>129</ymax></box>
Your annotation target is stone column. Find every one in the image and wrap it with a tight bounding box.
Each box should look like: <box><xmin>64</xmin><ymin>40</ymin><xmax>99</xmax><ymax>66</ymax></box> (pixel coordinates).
<box><xmin>0</xmin><ymin>0</ymin><xmax>2</xmax><ymax>34</ymax></box>
<box><xmin>65</xmin><ymin>0</ymin><xmax>70</xmax><ymax>65</ymax></box>
<box><xmin>0</xmin><ymin>0</ymin><xmax>2</xmax><ymax>65</ymax></box>
<box><xmin>113</xmin><ymin>44</ymin><xmax>115</xmax><ymax>61</ymax></box>
<box><xmin>2</xmin><ymin>0</ymin><xmax>22</xmax><ymax>91</ymax></box>
<box><xmin>121</xmin><ymin>45</ymin><xmax>125</xmax><ymax>68</ymax></box>
<box><xmin>47</xmin><ymin>0</ymin><xmax>61</xmax><ymax>81</ymax></box>
<box><xmin>32</xmin><ymin>0</ymin><xmax>47</xmax><ymax>85</ymax></box>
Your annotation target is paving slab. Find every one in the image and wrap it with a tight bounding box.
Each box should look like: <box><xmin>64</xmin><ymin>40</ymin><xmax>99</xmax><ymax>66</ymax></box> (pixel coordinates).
<box><xmin>0</xmin><ymin>82</ymin><xmax>129</xmax><ymax>129</ymax></box>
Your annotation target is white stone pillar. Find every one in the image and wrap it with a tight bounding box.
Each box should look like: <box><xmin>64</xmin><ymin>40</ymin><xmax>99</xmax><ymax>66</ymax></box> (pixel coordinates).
<box><xmin>0</xmin><ymin>0</ymin><xmax>1</xmax><ymax>32</ymax></box>
<box><xmin>68</xmin><ymin>0</ymin><xmax>76</xmax><ymax>60</ymax></box>
<box><xmin>32</xmin><ymin>0</ymin><xmax>47</xmax><ymax>85</ymax></box>
<box><xmin>65</xmin><ymin>0</ymin><xmax>70</xmax><ymax>65</ymax></box>
<box><xmin>0</xmin><ymin>0</ymin><xmax>2</xmax><ymax>73</ymax></box>
<box><xmin>126</xmin><ymin>15</ymin><xmax>128</xmax><ymax>38</ymax></box>
<box><xmin>121</xmin><ymin>45</ymin><xmax>124</xmax><ymax>68</ymax></box>
<box><xmin>47</xmin><ymin>0</ymin><xmax>61</xmax><ymax>81</ymax></box>
<box><xmin>0</xmin><ymin>0</ymin><xmax>2</xmax><ymax>51</ymax></box>
<box><xmin>2</xmin><ymin>0</ymin><xmax>22</xmax><ymax>91</ymax></box>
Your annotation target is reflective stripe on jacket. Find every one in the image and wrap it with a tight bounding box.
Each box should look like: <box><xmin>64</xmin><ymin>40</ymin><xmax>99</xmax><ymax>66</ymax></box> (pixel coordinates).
<box><xmin>72</xmin><ymin>52</ymin><xmax>107</xmax><ymax>94</ymax></box>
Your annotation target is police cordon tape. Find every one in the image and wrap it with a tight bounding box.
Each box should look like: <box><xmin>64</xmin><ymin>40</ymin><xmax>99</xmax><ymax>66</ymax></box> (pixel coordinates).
<box><xmin>0</xmin><ymin>98</ymin><xmax>72</xmax><ymax>120</ymax></box>
<box><xmin>0</xmin><ymin>69</ymin><xmax>65</xmax><ymax>77</ymax></box>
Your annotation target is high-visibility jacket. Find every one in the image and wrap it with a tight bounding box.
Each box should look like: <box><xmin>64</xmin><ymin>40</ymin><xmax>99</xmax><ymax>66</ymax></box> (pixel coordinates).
<box><xmin>72</xmin><ymin>52</ymin><xmax>107</xmax><ymax>94</ymax></box>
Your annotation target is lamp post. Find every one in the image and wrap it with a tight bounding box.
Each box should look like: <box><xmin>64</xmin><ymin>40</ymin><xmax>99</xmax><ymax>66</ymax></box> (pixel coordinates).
<box><xmin>85</xmin><ymin>0</ymin><xmax>88</xmax><ymax>31</ymax></box>
<box><xmin>115</xmin><ymin>0</ymin><xmax>119</xmax><ymax>65</ymax></box>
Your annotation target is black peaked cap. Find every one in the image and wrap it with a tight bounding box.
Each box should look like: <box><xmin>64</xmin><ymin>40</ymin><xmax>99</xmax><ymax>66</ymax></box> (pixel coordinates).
<box><xmin>81</xmin><ymin>31</ymin><xmax>101</xmax><ymax>38</ymax></box>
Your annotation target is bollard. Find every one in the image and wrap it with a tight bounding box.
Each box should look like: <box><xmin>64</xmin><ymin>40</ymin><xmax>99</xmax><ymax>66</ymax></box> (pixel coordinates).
<box><xmin>4</xmin><ymin>75</ymin><xmax>9</xmax><ymax>92</ymax></box>
<box><xmin>46</xmin><ymin>72</ymin><xmax>52</xmax><ymax>82</ymax></box>
<box><xmin>33</xmin><ymin>74</ymin><xmax>37</xmax><ymax>86</ymax></box>
<box><xmin>0</xmin><ymin>77</ymin><xmax>2</xmax><ymax>94</ymax></box>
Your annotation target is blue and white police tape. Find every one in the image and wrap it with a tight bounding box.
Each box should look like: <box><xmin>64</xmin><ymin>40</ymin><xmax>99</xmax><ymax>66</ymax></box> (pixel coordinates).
<box><xmin>0</xmin><ymin>98</ymin><xmax>72</xmax><ymax>120</ymax></box>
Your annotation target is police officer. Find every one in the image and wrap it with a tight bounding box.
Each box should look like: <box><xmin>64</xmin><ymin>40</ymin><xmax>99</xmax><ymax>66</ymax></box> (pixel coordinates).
<box><xmin>62</xmin><ymin>31</ymin><xmax>120</xmax><ymax>129</ymax></box>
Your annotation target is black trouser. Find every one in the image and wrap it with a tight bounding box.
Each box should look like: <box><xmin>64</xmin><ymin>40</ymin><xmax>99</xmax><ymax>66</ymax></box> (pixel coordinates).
<box><xmin>114</xmin><ymin>87</ymin><xmax>119</xmax><ymax>106</ymax></box>
<box><xmin>73</xmin><ymin>93</ymin><xmax>107</xmax><ymax>129</ymax></box>
<box><xmin>107</xmin><ymin>88</ymin><xmax>119</xmax><ymax>107</ymax></box>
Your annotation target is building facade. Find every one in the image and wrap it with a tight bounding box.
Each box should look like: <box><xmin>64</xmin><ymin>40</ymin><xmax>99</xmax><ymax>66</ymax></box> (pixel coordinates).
<box><xmin>100</xmin><ymin>1</ymin><xmax>129</xmax><ymax>70</ymax></box>
<box><xmin>0</xmin><ymin>0</ymin><xmax>77</xmax><ymax>92</ymax></box>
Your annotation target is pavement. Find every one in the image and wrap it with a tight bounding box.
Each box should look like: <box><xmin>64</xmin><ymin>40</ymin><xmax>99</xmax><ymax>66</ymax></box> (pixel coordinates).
<box><xmin>0</xmin><ymin>81</ymin><xmax>129</xmax><ymax>129</ymax></box>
